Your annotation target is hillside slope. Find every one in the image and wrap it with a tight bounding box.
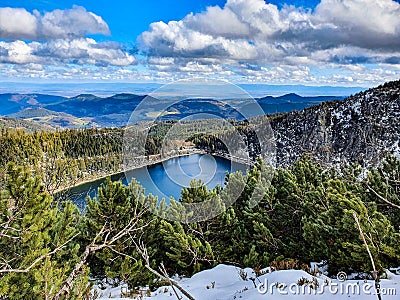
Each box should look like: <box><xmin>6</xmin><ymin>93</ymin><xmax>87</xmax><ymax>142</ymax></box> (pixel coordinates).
<box><xmin>0</xmin><ymin>117</ymin><xmax>55</xmax><ymax>132</ymax></box>
<box><xmin>0</xmin><ymin>92</ymin><xmax>344</xmax><ymax>127</ymax></box>
<box><xmin>270</xmin><ymin>80</ymin><xmax>400</xmax><ymax>167</ymax></box>
<box><xmin>8</xmin><ymin>108</ymin><xmax>95</xmax><ymax>128</ymax></box>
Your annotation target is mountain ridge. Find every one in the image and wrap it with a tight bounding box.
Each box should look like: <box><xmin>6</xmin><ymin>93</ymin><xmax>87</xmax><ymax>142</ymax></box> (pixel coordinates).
<box><xmin>0</xmin><ymin>92</ymin><xmax>345</xmax><ymax>127</ymax></box>
<box><xmin>0</xmin><ymin>117</ymin><xmax>55</xmax><ymax>132</ymax></box>
<box><xmin>1</xmin><ymin>80</ymin><xmax>399</xmax><ymax>168</ymax></box>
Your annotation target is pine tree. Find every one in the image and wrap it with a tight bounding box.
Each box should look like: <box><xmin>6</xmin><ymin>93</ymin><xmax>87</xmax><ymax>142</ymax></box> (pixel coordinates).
<box><xmin>160</xmin><ymin>180</ymin><xmax>217</xmax><ymax>275</ymax></box>
<box><xmin>84</xmin><ymin>178</ymin><xmax>156</xmax><ymax>288</ymax></box>
<box><xmin>365</xmin><ymin>154</ymin><xmax>400</xmax><ymax>230</ymax></box>
<box><xmin>0</xmin><ymin>164</ymin><xmax>86</xmax><ymax>299</ymax></box>
<box><xmin>302</xmin><ymin>178</ymin><xmax>400</xmax><ymax>274</ymax></box>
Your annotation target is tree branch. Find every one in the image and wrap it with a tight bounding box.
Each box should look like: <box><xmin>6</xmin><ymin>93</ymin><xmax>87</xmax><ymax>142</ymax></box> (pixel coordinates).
<box><xmin>135</xmin><ymin>240</ymin><xmax>195</xmax><ymax>300</ymax></box>
<box><xmin>365</xmin><ymin>184</ymin><xmax>400</xmax><ymax>209</ymax></box>
<box><xmin>0</xmin><ymin>233</ymin><xmax>78</xmax><ymax>274</ymax></box>
<box><xmin>353</xmin><ymin>213</ymin><xmax>382</xmax><ymax>300</ymax></box>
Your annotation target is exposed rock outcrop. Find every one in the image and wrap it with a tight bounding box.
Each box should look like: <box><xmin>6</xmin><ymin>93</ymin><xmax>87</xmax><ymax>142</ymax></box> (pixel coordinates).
<box><xmin>269</xmin><ymin>80</ymin><xmax>400</xmax><ymax>167</ymax></box>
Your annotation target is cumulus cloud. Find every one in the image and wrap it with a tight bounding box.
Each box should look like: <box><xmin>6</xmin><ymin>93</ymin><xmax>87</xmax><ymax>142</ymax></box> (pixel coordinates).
<box><xmin>0</xmin><ymin>8</ymin><xmax>38</xmax><ymax>39</ymax></box>
<box><xmin>0</xmin><ymin>6</ymin><xmax>134</xmax><ymax>68</ymax></box>
<box><xmin>314</xmin><ymin>0</ymin><xmax>400</xmax><ymax>49</ymax></box>
<box><xmin>0</xmin><ymin>5</ymin><xmax>109</xmax><ymax>40</ymax></box>
<box><xmin>139</xmin><ymin>0</ymin><xmax>400</xmax><ymax>67</ymax></box>
<box><xmin>1</xmin><ymin>1</ymin><xmax>399</xmax><ymax>85</ymax></box>
<box><xmin>0</xmin><ymin>38</ymin><xmax>135</xmax><ymax>66</ymax></box>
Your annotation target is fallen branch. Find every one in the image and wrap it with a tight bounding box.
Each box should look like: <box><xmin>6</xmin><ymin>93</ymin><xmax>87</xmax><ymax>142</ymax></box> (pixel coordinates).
<box><xmin>135</xmin><ymin>241</ymin><xmax>195</xmax><ymax>300</ymax></box>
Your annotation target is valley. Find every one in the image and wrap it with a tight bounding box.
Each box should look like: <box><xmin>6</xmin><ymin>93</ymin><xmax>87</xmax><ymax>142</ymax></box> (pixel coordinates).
<box><xmin>0</xmin><ymin>80</ymin><xmax>399</xmax><ymax>300</ymax></box>
<box><xmin>0</xmin><ymin>92</ymin><xmax>344</xmax><ymax>128</ymax></box>
<box><xmin>1</xmin><ymin>0</ymin><xmax>400</xmax><ymax>299</ymax></box>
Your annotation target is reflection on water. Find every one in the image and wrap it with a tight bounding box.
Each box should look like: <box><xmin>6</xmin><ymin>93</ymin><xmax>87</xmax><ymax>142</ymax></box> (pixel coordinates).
<box><xmin>66</xmin><ymin>154</ymin><xmax>248</xmax><ymax>208</ymax></box>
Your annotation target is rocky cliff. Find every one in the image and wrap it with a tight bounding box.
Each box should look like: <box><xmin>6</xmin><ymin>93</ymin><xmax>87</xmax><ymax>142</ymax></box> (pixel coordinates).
<box><xmin>270</xmin><ymin>80</ymin><xmax>400</xmax><ymax>167</ymax></box>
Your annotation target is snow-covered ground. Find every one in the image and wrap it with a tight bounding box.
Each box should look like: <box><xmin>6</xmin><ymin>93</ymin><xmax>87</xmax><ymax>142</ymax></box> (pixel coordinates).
<box><xmin>95</xmin><ymin>264</ymin><xmax>399</xmax><ymax>299</ymax></box>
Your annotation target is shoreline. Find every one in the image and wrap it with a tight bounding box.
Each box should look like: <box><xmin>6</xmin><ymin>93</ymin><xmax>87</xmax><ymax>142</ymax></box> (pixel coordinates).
<box><xmin>57</xmin><ymin>150</ymin><xmax>206</xmax><ymax>192</ymax></box>
<box><xmin>210</xmin><ymin>152</ymin><xmax>253</xmax><ymax>166</ymax></box>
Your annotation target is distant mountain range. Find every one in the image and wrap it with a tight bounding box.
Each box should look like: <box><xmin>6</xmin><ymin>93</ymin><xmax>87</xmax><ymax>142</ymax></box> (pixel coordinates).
<box><xmin>1</xmin><ymin>80</ymin><xmax>398</xmax><ymax>168</ymax></box>
<box><xmin>0</xmin><ymin>92</ymin><xmax>344</xmax><ymax>128</ymax></box>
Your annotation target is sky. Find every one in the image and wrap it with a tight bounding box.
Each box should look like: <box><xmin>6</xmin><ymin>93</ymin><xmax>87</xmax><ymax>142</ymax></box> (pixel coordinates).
<box><xmin>0</xmin><ymin>0</ymin><xmax>400</xmax><ymax>88</ymax></box>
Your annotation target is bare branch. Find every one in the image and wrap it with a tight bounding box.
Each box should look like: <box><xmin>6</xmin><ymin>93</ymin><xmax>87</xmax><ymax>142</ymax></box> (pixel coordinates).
<box><xmin>353</xmin><ymin>213</ymin><xmax>382</xmax><ymax>300</ymax></box>
<box><xmin>134</xmin><ymin>240</ymin><xmax>196</xmax><ymax>300</ymax></box>
<box><xmin>53</xmin><ymin>212</ymin><xmax>151</xmax><ymax>300</ymax></box>
<box><xmin>160</xmin><ymin>263</ymin><xmax>182</xmax><ymax>300</ymax></box>
<box><xmin>0</xmin><ymin>233</ymin><xmax>79</xmax><ymax>274</ymax></box>
<box><xmin>106</xmin><ymin>246</ymin><xmax>138</xmax><ymax>262</ymax></box>
<box><xmin>365</xmin><ymin>184</ymin><xmax>400</xmax><ymax>210</ymax></box>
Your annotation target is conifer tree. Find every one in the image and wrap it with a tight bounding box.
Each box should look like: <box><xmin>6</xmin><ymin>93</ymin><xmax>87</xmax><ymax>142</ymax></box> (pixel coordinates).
<box><xmin>365</xmin><ymin>155</ymin><xmax>400</xmax><ymax>230</ymax></box>
<box><xmin>302</xmin><ymin>179</ymin><xmax>400</xmax><ymax>274</ymax></box>
<box><xmin>160</xmin><ymin>180</ymin><xmax>217</xmax><ymax>275</ymax></box>
<box><xmin>84</xmin><ymin>178</ymin><xmax>156</xmax><ymax>288</ymax></box>
<box><xmin>0</xmin><ymin>164</ymin><xmax>86</xmax><ymax>299</ymax></box>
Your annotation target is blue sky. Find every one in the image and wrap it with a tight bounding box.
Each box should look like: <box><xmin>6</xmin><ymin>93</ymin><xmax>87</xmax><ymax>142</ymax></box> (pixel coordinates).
<box><xmin>0</xmin><ymin>0</ymin><xmax>400</xmax><ymax>88</ymax></box>
<box><xmin>0</xmin><ymin>0</ymin><xmax>323</xmax><ymax>41</ymax></box>
<box><xmin>0</xmin><ymin>0</ymin><xmax>228</xmax><ymax>42</ymax></box>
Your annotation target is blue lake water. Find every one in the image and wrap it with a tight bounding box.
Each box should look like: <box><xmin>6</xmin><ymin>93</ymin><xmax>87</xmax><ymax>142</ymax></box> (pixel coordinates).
<box><xmin>67</xmin><ymin>154</ymin><xmax>248</xmax><ymax>208</ymax></box>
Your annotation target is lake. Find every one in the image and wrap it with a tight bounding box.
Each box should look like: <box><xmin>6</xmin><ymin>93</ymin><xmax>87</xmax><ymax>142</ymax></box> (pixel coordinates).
<box><xmin>67</xmin><ymin>154</ymin><xmax>248</xmax><ymax>208</ymax></box>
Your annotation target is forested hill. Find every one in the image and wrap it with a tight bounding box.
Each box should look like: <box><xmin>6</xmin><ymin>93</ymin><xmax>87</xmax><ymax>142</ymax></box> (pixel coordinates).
<box><xmin>192</xmin><ymin>80</ymin><xmax>400</xmax><ymax>168</ymax></box>
<box><xmin>0</xmin><ymin>92</ymin><xmax>342</xmax><ymax>128</ymax></box>
<box><xmin>269</xmin><ymin>80</ymin><xmax>400</xmax><ymax>167</ymax></box>
<box><xmin>1</xmin><ymin>80</ymin><xmax>399</xmax><ymax>173</ymax></box>
<box><xmin>0</xmin><ymin>93</ymin><xmax>146</xmax><ymax>128</ymax></box>
<box><xmin>0</xmin><ymin>117</ymin><xmax>55</xmax><ymax>133</ymax></box>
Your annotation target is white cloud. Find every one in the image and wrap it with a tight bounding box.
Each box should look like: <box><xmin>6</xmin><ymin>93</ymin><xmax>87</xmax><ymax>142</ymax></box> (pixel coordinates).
<box><xmin>39</xmin><ymin>6</ymin><xmax>110</xmax><ymax>39</ymax></box>
<box><xmin>1</xmin><ymin>1</ymin><xmax>399</xmax><ymax>85</ymax></box>
<box><xmin>0</xmin><ymin>7</ymin><xmax>37</xmax><ymax>39</ymax></box>
<box><xmin>139</xmin><ymin>0</ymin><xmax>400</xmax><ymax>67</ymax></box>
<box><xmin>1</xmin><ymin>58</ymin><xmax>397</xmax><ymax>87</ymax></box>
<box><xmin>0</xmin><ymin>40</ymin><xmax>38</xmax><ymax>64</ymax></box>
<box><xmin>0</xmin><ymin>38</ymin><xmax>135</xmax><ymax>66</ymax></box>
<box><xmin>185</xmin><ymin>5</ymin><xmax>250</xmax><ymax>38</ymax></box>
<box><xmin>314</xmin><ymin>0</ymin><xmax>400</xmax><ymax>42</ymax></box>
<box><xmin>0</xmin><ymin>6</ymin><xmax>109</xmax><ymax>40</ymax></box>
<box><xmin>0</xmin><ymin>6</ymin><xmax>133</xmax><ymax>68</ymax></box>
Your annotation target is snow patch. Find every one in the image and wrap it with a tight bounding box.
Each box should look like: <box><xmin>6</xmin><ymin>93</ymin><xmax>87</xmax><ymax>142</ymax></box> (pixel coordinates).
<box><xmin>95</xmin><ymin>264</ymin><xmax>399</xmax><ymax>299</ymax></box>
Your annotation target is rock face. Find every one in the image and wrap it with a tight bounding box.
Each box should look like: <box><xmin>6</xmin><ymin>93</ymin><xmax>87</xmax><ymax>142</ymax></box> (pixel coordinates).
<box><xmin>269</xmin><ymin>80</ymin><xmax>400</xmax><ymax>167</ymax></box>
